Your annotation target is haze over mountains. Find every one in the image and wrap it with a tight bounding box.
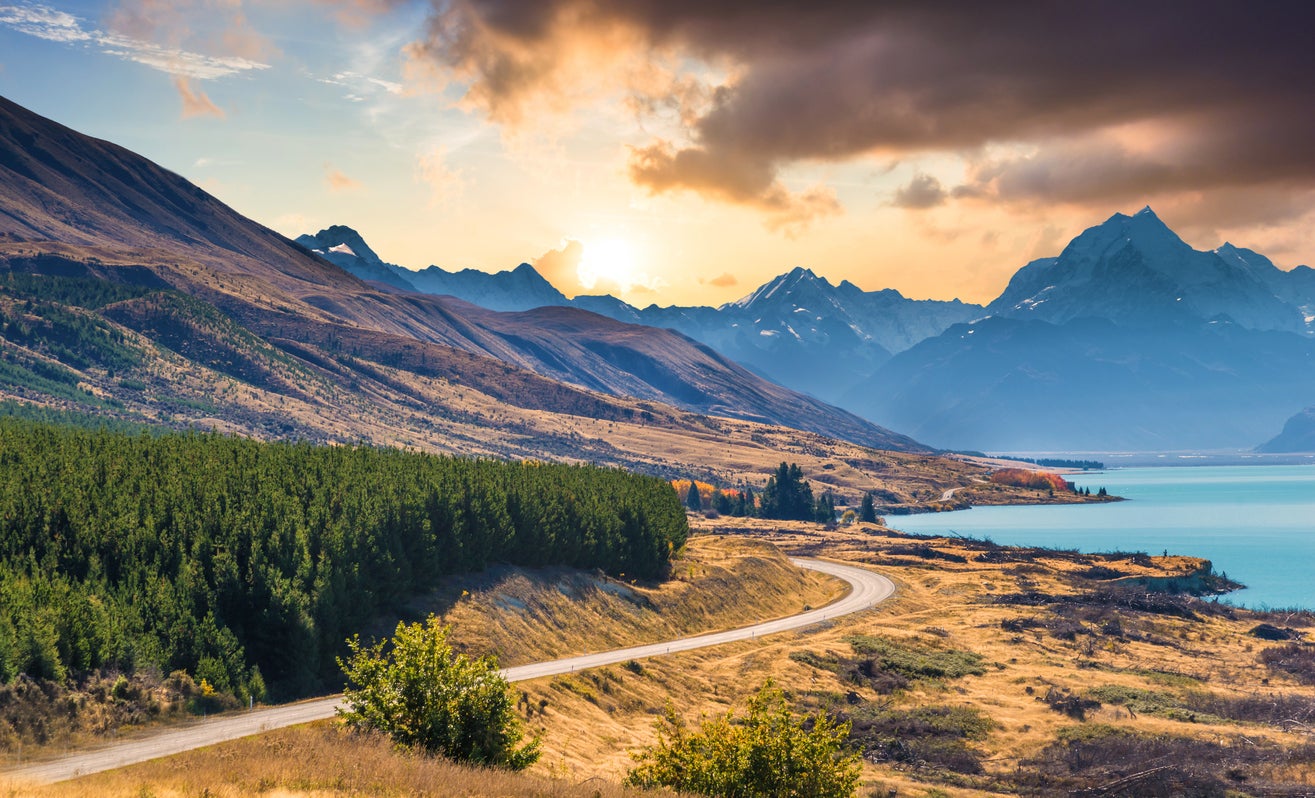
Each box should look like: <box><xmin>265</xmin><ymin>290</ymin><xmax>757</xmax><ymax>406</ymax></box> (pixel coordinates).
<box><xmin>304</xmin><ymin>207</ymin><xmax>1315</xmax><ymax>455</ymax></box>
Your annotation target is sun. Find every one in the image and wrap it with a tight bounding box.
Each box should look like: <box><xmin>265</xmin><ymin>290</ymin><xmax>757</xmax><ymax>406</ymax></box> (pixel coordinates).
<box><xmin>576</xmin><ymin>237</ymin><xmax>640</xmax><ymax>293</ymax></box>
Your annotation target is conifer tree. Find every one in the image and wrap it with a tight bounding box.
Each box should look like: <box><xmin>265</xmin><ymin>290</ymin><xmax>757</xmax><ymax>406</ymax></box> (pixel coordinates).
<box><xmin>859</xmin><ymin>493</ymin><xmax>877</xmax><ymax>524</ymax></box>
<box><xmin>686</xmin><ymin>481</ymin><xmax>702</xmax><ymax>511</ymax></box>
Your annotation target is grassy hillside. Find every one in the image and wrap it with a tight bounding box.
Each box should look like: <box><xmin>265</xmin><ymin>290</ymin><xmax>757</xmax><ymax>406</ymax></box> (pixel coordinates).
<box><xmin>0</xmin><ymin>264</ymin><xmax>1044</xmax><ymax>510</ymax></box>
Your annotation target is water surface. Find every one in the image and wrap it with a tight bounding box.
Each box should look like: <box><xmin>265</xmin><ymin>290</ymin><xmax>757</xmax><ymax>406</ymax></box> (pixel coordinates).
<box><xmin>889</xmin><ymin>465</ymin><xmax>1315</xmax><ymax>610</ymax></box>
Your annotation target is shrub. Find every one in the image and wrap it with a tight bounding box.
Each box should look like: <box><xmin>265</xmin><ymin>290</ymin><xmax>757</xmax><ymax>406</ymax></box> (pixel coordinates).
<box><xmin>845</xmin><ymin>704</ymin><xmax>993</xmax><ymax>775</ymax></box>
<box><xmin>1259</xmin><ymin>644</ymin><xmax>1315</xmax><ymax>685</ymax></box>
<box><xmin>625</xmin><ymin>681</ymin><xmax>860</xmax><ymax>798</ymax></box>
<box><xmin>338</xmin><ymin>616</ymin><xmax>539</xmax><ymax>770</ymax></box>
<box><xmin>846</xmin><ymin>635</ymin><xmax>986</xmax><ymax>680</ymax></box>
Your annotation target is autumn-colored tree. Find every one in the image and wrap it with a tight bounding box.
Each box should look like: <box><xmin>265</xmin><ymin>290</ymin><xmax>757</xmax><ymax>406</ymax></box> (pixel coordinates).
<box><xmin>989</xmin><ymin>468</ymin><xmax>1072</xmax><ymax>492</ymax></box>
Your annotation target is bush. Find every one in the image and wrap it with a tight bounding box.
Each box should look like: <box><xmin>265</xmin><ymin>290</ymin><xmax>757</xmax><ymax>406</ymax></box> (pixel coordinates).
<box><xmin>846</xmin><ymin>635</ymin><xmax>986</xmax><ymax>680</ymax></box>
<box><xmin>845</xmin><ymin>704</ymin><xmax>993</xmax><ymax>775</ymax></box>
<box><xmin>338</xmin><ymin>616</ymin><xmax>539</xmax><ymax>770</ymax></box>
<box><xmin>625</xmin><ymin>681</ymin><xmax>860</xmax><ymax>798</ymax></box>
<box><xmin>1259</xmin><ymin>643</ymin><xmax>1315</xmax><ymax>684</ymax></box>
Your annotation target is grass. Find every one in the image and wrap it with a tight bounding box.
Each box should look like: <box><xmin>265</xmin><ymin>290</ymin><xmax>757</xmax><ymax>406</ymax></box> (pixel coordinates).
<box><xmin>2</xmin><ymin>722</ymin><xmax>681</xmax><ymax>797</ymax></box>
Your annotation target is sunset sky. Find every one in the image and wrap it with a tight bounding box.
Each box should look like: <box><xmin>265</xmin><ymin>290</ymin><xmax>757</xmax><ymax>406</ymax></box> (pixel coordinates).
<box><xmin>2</xmin><ymin>1</ymin><xmax>1313</xmax><ymax>306</ymax></box>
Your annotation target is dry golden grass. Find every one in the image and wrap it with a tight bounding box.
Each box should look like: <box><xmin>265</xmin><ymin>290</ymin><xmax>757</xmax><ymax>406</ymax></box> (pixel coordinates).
<box><xmin>0</xmin><ymin>722</ymin><xmax>682</xmax><ymax>798</ymax></box>
<box><xmin>418</xmin><ymin>535</ymin><xmax>842</xmax><ymax>666</ymax></box>
<box><xmin>490</xmin><ymin>518</ymin><xmax>1315</xmax><ymax>794</ymax></box>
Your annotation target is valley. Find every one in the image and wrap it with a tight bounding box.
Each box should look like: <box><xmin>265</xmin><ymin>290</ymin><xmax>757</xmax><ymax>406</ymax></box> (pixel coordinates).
<box><xmin>8</xmin><ymin>523</ymin><xmax>1315</xmax><ymax>797</ymax></box>
<box><xmin>1</xmin><ymin>7</ymin><xmax>1314</xmax><ymax>793</ymax></box>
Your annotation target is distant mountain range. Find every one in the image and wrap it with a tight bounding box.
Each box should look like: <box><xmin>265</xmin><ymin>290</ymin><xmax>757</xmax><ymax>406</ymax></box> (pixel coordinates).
<box><xmin>299</xmin><ymin>226</ymin><xmax>979</xmax><ymax>406</ymax></box>
<box><xmin>307</xmin><ymin>206</ymin><xmax>1315</xmax><ymax>453</ymax></box>
<box><xmin>0</xmin><ymin>93</ymin><xmax>929</xmax><ymax>500</ymax></box>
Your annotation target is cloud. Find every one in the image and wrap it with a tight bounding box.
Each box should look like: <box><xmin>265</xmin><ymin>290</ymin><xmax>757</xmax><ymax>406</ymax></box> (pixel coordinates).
<box><xmin>415</xmin><ymin>146</ymin><xmax>465</xmax><ymax>206</ymax></box>
<box><xmin>531</xmin><ymin>239</ymin><xmax>585</xmax><ymax>294</ymax></box>
<box><xmin>705</xmin><ymin>272</ymin><xmax>737</xmax><ymax>287</ymax></box>
<box><xmin>0</xmin><ymin>2</ymin><xmax>270</xmax><ymax>79</ymax></box>
<box><xmin>628</xmin><ymin>140</ymin><xmax>840</xmax><ymax>233</ymax></box>
<box><xmin>325</xmin><ymin>166</ymin><xmax>361</xmax><ymax>192</ymax></box>
<box><xmin>404</xmin><ymin>1</ymin><xmax>1315</xmax><ymax>227</ymax></box>
<box><xmin>310</xmin><ymin>0</ymin><xmax>409</xmax><ymax>30</ymax></box>
<box><xmin>0</xmin><ymin>4</ymin><xmax>92</xmax><ymax>42</ymax></box>
<box><xmin>891</xmin><ymin>173</ymin><xmax>946</xmax><ymax>209</ymax></box>
<box><xmin>174</xmin><ymin>76</ymin><xmax>225</xmax><ymax>119</ymax></box>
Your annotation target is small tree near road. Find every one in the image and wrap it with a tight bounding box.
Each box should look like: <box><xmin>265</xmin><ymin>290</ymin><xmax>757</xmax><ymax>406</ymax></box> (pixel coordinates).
<box><xmin>625</xmin><ymin>680</ymin><xmax>860</xmax><ymax>798</ymax></box>
<box><xmin>337</xmin><ymin>615</ymin><xmax>539</xmax><ymax>770</ymax></box>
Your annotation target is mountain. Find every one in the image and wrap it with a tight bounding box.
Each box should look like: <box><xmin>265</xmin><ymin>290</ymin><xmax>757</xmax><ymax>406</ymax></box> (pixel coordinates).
<box><xmin>405</xmin><ymin>262</ymin><xmax>569</xmax><ymax>312</ymax></box>
<box><xmin>0</xmin><ymin>94</ymin><xmax>929</xmax><ymax>478</ymax></box>
<box><xmin>583</xmin><ymin>266</ymin><xmax>980</xmax><ymax>407</ymax></box>
<box><xmin>847</xmin><ymin>209</ymin><xmax>1315</xmax><ymax>452</ymax></box>
<box><xmin>294</xmin><ymin>226</ymin><xmax>417</xmax><ymax>292</ymax></box>
<box><xmin>1258</xmin><ymin>405</ymin><xmax>1315</xmax><ymax>453</ymax></box>
<box><xmin>296</xmin><ymin>225</ymin><xmax>571</xmax><ymax>311</ymax></box>
<box><xmin>985</xmin><ymin>207</ymin><xmax>1309</xmax><ymax>334</ymax></box>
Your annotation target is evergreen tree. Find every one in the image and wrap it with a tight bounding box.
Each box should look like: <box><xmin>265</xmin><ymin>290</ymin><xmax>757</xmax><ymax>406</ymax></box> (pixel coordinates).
<box><xmin>686</xmin><ymin>481</ymin><xmax>702</xmax><ymax>511</ymax></box>
<box><xmin>859</xmin><ymin>493</ymin><xmax>877</xmax><ymax>524</ymax></box>
<box><xmin>814</xmin><ymin>492</ymin><xmax>836</xmax><ymax>524</ymax></box>
<box><xmin>760</xmin><ymin>462</ymin><xmax>815</xmax><ymax>521</ymax></box>
<box><xmin>713</xmin><ymin>490</ymin><xmax>734</xmax><ymax>515</ymax></box>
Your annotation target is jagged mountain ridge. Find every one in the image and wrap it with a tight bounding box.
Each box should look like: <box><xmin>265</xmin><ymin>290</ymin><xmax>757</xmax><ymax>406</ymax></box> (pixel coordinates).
<box><xmin>0</xmin><ymin>94</ymin><xmax>923</xmax><ymax>455</ymax></box>
<box><xmin>848</xmin><ymin>209</ymin><xmax>1315</xmax><ymax>452</ymax></box>
<box><xmin>298</xmin><ymin>226</ymin><xmax>570</xmax><ymax>311</ymax></box>
<box><xmin>297</xmin><ymin>226</ymin><xmax>981</xmax><ymax>407</ymax></box>
<box><xmin>986</xmin><ymin>207</ymin><xmax>1312</xmax><ymax>335</ymax></box>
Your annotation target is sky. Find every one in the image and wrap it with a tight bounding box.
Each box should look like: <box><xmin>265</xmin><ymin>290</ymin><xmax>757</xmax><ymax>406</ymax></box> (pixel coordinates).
<box><xmin>2</xmin><ymin>0</ymin><xmax>1314</xmax><ymax>307</ymax></box>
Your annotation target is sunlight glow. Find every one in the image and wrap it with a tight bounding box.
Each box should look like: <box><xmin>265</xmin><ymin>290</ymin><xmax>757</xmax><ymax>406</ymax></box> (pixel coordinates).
<box><xmin>577</xmin><ymin>237</ymin><xmax>640</xmax><ymax>293</ymax></box>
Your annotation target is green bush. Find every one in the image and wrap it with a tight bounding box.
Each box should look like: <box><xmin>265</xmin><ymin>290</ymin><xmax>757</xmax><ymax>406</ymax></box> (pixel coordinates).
<box><xmin>845</xmin><ymin>635</ymin><xmax>986</xmax><ymax>680</ymax></box>
<box><xmin>626</xmin><ymin>681</ymin><xmax>860</xmax><ymax>798</ymax></box>
<box><xmin>338</xmin><ymin>616</ymin><xmax>538</xmax><ymax>769</ymax></box>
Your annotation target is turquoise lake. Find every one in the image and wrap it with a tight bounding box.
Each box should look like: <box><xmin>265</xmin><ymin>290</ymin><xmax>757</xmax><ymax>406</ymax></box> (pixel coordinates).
<box><xmin>888</xmin><ymin>465</ymin><xmax>1315</xmax><ymax>610</ymax></box>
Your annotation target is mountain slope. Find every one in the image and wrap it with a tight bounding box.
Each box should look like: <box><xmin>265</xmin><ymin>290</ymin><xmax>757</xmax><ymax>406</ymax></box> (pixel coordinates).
<box><xmin>0</xmin><ymin>94</ymin><xmax>925</xmax><ymax>457</ymax></box>
<box><xmin>0</xmin><ymin>96</ymin><xmax>356</xmax><ymax>294</ymax></box>
<box><xmin>1258</xmin><ymin>405</ymin><xmax>1315</xmax><ymax>453</ymax></box>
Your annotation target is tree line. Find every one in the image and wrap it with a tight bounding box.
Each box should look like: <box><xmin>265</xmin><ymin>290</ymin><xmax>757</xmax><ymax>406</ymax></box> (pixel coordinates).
<box><xmin>0</xmin><ymin>419</ymin><xmax>688</xmax><ymax>701</ymax></box>
<box><xmin>680</xmin><ymin>463</ymin><xmax>838</xmax><ymax>523</ymax></box>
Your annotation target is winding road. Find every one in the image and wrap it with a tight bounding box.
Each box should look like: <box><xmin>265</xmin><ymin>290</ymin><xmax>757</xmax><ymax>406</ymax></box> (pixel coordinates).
<box><xmin>6</xmin><ymin>558</ymin><xmax>894</xmax><ymax>784</ymax></box>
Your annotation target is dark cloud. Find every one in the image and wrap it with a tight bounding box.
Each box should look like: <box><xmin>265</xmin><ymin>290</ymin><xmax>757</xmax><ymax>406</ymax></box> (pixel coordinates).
<box><xmin>410</xmin><ymin>0</ymin><xmax>1315</xmax><ymax>221</ymax></box>
<box><xmin>891</xmin><ymin>173</ymin><xmax>946</xmax><ymax>209</ymax></box>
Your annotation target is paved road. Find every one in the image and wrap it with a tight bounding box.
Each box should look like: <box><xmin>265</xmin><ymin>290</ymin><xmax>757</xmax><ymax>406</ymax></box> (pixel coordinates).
<box><xmin>6</xmin><ymin>558</ymin><xmax>893</xmax><ymax>784</ymax></box>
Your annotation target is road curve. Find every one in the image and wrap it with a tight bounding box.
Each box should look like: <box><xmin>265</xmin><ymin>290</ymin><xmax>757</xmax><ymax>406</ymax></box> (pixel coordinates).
<box><xmin>6</xmin><ymin>558</ymin><xmax>893</xmax><ymax>784</ymax></box>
